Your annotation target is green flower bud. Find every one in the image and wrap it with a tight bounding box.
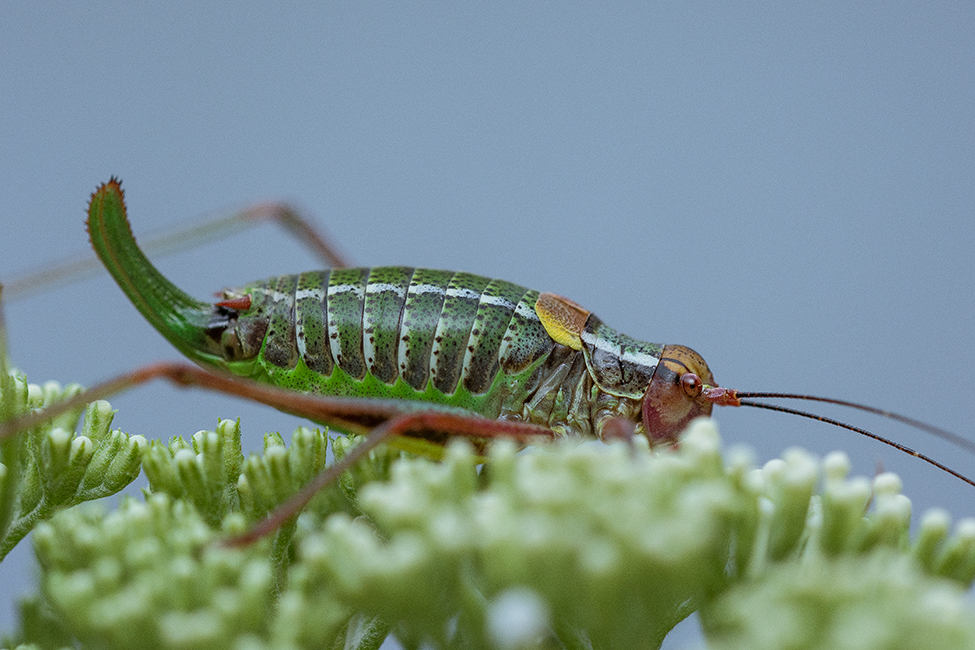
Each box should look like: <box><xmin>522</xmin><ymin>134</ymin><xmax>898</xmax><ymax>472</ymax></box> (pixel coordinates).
<box><xmin>80</xmin><ymin>400</ymin><xmax>116</xmax><ymax>442</ymax></box>
<box><xmin>703</xmin><ymin>551</ymin><xmax>975</xmax><ymax>650</ymax></box>
<box><xmin>761</xmin><ymin>449</ymin><xmax>817</xmax><ymax>560</ymax></box>
<box><xmin>819</xmin><ymin>473</ymin><xmax>872</xmax><ymax>555</ymax></box>
<box><xmin>486</xmin><ymin>588</ymin><xmax>551</xmax><ymax>650</ymax></box>
<box><xmin>933</xmin><ymin>519</ymin><xmax>975</xmax><ymax>583</ymax></box>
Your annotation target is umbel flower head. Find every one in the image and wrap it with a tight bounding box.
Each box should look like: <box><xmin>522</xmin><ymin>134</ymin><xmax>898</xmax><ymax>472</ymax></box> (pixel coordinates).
<box><xmin>0</xmin><ymin>370</ymin><xmax>146</xmax><ymax>561</ymax></box>
<box><xmin>20</xmin><ymin>417</ymin><xmax>975</xmax><ymax>650</ymax></box>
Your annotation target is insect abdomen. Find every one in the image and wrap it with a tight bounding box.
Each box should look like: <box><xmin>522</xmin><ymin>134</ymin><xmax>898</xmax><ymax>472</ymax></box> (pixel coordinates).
<box><xmin>237</xmin><ymin>267</ymin><xmax>556</xmax><ymax>412</ymax></box>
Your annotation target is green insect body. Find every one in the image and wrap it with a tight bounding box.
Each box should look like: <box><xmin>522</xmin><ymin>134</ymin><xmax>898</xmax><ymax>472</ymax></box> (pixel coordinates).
<box><xmin>86</xmin><ymin>179</ymin><xmax>717</xmax><ymax>452</ymax></box>
<box><xmin>212</xmin><ymin>267</ymin><xmax>663</xmax><ymax>436</ymax></box>
<box><xmin>216</xmin><ymin>268</ymin><xmax>580</xmax><ymax>427</ymax></box>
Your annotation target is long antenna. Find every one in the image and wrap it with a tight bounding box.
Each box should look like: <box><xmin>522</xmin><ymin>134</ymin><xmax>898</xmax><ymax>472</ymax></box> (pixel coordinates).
<box><xmin>736</xmin><ymin>392</ymin><xmax>975</xmax><ymax>456</ymax></box>
<box><xmin>701</xmin><ymin>385</ymin><xmax>975</xmax><ymax>488</ymax></box>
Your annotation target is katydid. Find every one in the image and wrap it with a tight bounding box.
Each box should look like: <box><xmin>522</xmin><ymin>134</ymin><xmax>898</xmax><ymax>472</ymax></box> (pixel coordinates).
<box><xmin>2</xmin><ymin>178</ymin><xmax>974</xmax><ymax>541</ymax></box>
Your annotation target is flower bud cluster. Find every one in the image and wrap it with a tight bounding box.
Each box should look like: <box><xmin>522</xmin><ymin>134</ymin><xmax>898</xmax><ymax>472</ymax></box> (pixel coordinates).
<box><xmin>27</xmin><ymin>427</ymin><xmax>399</xmax><ymax>650</ymax></box>
<box><xmin>15</xmin><ymin>412</ymin><xmax>975</xmax><ymax>650</ymax></box>
<box><xmin>739</xmin><ymin>448</ymin><xmax>975</xmax><ymax>583</ymax></box>
<box><xmin>237</xmin><ymin>428</ymin><xmax>328</xmax><ymax>522</ymax></box>
<box><xmin>286</xmin><ymin>420</ymin><xmax>975</xmax><ymax>649</ymax></box>
<box><xmin>142</xmin><ymin>422</ymin><xmax>397</xmax><ymax>529</ymax></box>
<box><xmin>32</xmin><ymin>494</ymin><xmax>308</xmax><ymax>650</ymax></box>
<box><xmin>0</xmin><ymin>371</ymin><xmax>146</xmax><ymax>560</ymax></box>
<box><xmin>142</xmin><ymin>419</ymin><xmax>245</xmax><ymax>527</ymax></box>
<box><xmin>704</xmin><ymin>551</ymin><xmax>975</xmax><ymax>650</ymax></box>
<box><xmin>700</xmin><ymin>447</ymin><xmax>975</xmax><ymax>649</ymax></box>
<box><xmin>290</xmin><ymin>420</ymin><xmax>753</xmax><ymax>649</ymax></box>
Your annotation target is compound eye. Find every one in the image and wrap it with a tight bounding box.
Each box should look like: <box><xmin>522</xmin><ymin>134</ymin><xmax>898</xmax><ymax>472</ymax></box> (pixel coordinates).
<box><xmin>680</xmin><ymin>373</ymin><xmax>703</xmax><ymax>399</ymax></box>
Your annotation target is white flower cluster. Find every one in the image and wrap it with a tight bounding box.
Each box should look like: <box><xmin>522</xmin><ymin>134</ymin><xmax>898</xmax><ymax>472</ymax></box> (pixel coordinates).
<box><xmin>8</xmin><ymin>411</ymin><xmax>975</xmax><ymax>650</ymax></box>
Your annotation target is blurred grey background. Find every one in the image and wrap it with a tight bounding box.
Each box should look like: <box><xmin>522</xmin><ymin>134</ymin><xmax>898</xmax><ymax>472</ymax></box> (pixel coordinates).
<box><xmin>2</xmin><ymin>3</ymin><xmax>973</xmax><ymax>647</ymax></box>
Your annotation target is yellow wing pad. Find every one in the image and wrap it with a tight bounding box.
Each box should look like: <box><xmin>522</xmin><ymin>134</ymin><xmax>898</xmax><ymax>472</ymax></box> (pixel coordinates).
<box><xmin>535</xmin><ymin>292</ymin><xmax>590</xmax><ymax>350</ymax></box>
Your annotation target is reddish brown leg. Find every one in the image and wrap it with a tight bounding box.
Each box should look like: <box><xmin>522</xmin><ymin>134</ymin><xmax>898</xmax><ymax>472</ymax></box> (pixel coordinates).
<box><xmin>0</xmin><ymin>362</ymin><xmax>557</xmax><ymax>543</ymax></box>
<box><xmin>226</xmin><ymin>409</ymin><xmax>554</xmax><ymax>546</ymax></box>
<box><xmin>4</xmin><ymin>201</ymin><xmax>351</xmax><ymax>303</ymax></box>
<box><xmin>598</xmin><ymin>417</ymin><xmax>637</xmax><ymax>455</ymax></box>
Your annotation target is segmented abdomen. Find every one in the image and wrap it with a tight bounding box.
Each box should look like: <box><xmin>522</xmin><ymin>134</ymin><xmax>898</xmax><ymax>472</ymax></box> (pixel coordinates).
<box><xmin>245</xmin><ymin>267</ymin><xmax>556</xmax><ymax>400</ymax></box>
